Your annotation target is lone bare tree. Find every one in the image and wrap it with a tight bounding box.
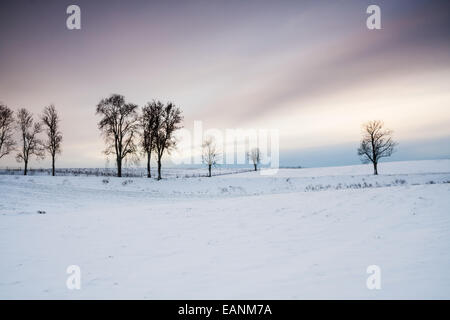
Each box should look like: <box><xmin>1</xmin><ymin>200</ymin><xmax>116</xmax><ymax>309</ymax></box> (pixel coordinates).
<box><xmin>41</xmin><ymin>105</ymin><xmax>62</xmax><ymax>176</ymax></box>
<box><xmin>358</xmin><ymin>120</ymin><xmax>397</xmax><ymax>175</ymax></box>
<box><xmin>96</xmin><ymin>94</ymin><xmax>139</xmax><ymax>177</ymax></box>
<box><xmin>140</xmin><ymin>101</ymin><xmax>163</xmax><ymax>178</ymax></box>
<box><xmin>154</xmin><ymin>102</ymin><xmax>183</xmax><ymax>180</ymax></box>
<box><xmin>249</xmin><ymin>147</ymin><xmax>261</xmax><ymax>171</ymax></box>
<box><xmin>202</xmin><ymin>136</ymin><xmax>219</xmax><ymax>177</ymax></box>
<box><xmin>0</xmin><ymin>104</ymin><xmax>16</xmax><ymax>159</ymax></box>
<box><xmin>16</xmin><ymin>108</ymin><xmax>44</xmax><ymax>175</ymax></box>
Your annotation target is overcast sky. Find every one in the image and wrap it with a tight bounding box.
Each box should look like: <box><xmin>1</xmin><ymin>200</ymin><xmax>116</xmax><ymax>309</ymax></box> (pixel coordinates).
<box><xmin>0</xmin><ymin>0</ymin><xmax>449</xmax><ymax>168</ymax></box>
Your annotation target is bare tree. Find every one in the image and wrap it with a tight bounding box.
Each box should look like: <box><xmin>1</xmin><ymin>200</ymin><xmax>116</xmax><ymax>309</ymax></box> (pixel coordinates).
<box><xmin>358</xmin><ymin>120</ymin><xmax>397</xmax><ymax>175</ymax></box>
<box><xmin>140</xmin><ymin>101</ymin><xmax>163</xmax><ymax>178</ymax></box>
<box><xmin>96</xmin><ymin>94</ymin><xmax>139</xmax><ymax>177</ymax></box>
<box><xmin>0</xmin><ymin>104</ymin><xmax>16</xmax><ymax>159</ymax></box>
<box><xmin>41</xmin><ymin>105</ymin><xmax>62</xmax><ymax>176</ymax></box>
<box><xmin>248</xmin><ymin>147</ymin><xmax>261</xmax><ymax>171</ymax></box>
<box><xmin>202</xmin><ymin>136</ymin><xmax>219</xmax><ymax>177</ymax></box>
<box><xmin>16</xmin><ymin>108</ymin><xmax>44</xmax><ymax>175</ymax></box>
<box><xmin>154</xmin><ymin>102</ymin><xmax>183</xmax><ymax>180</ymax></box>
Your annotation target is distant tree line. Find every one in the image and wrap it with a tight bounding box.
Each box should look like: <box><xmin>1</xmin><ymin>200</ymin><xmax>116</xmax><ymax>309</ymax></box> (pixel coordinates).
<box><xmin>0</xmin><ymin>103</ymin><xmax>62</xmax><ymax>176</ymax></box>
<box><xmin>1</xmin><ymin>98</ymin><xmax>398</xmax><ymax>178</ymax></box>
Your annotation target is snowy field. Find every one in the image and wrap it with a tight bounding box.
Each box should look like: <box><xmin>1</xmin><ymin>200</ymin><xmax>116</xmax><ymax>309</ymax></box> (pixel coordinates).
<box><xmin>0</xmin><ymin>159</ymin><xmax>450</xmax><ymax>299</ymax></box>
<box><xmin>0</xmin><ymin>166</ymin><xmax>253</xmax><ymax>178</ymax></box>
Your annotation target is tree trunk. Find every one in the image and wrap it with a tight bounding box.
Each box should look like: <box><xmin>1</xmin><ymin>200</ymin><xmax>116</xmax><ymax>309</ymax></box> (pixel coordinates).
<box><xmin>373</xmin><ymin>161</ymin><xmax>378</xmax><ymax>175</ymax></box>
<box><xmin>157</xmin><ymin>158</ymin><xmax>162</xmax><ymax>180</ymax></box>
<box><xmin>24</xmin><ymin>160</ymin><xmax>28</xmax><ymax>176</ymax></box>
<box><xmin>254</xmin><ymin>163</ymin><xmax>257</xmax><ymax>171</ymax></box>
<box><xmin>117</xmin><ymin>158</ymin><xmax>122</xmax><ymax>177</ymax></box>
<box><xmin>208</xmin><ymin>164</ymin><xmax>211</xmax><ymax>177</ymax></box>
<box><xmin>52</xmin><ymin>156</ymin><xmax>55</xmax><ymax>176</ymax></box>
<box><xmin>147</xmin><ymin>151</ymin><xmax>151</xmax><ymax>178</ymax></box>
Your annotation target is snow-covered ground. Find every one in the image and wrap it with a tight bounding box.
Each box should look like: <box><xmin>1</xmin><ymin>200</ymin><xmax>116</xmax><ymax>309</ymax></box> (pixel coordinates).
<box><xmin>0</xmin><ymin>159</ymin><xmax>449</xmax><ymax>299</ymax></box>
<box><xmin>0</xmin><ymin>166</ymin><xmax>253</xmax><ymax>178</ymax></box>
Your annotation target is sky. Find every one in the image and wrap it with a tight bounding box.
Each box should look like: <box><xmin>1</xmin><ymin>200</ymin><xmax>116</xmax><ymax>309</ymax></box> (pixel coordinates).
<box><xmin>0</xmin><ymin>0</ymin><xmax>449</xmax><ymax>169</ymax></box>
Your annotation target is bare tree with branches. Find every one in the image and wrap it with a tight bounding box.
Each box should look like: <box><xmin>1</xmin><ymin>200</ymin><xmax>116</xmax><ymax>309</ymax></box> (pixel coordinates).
<box><xmin>16</xmin><ymin>108</ymin><xmax>44</xmax><ymax>175</ymax></box>
<box><xmin>41</xmin><ymin>105</ymin><xmax>62</xmax><ymax>176</ymax></box>
<box><xmin>96</xmin><ymin>94</ymin><xmax>139</xmax><ymax>177</ymax></box>
<box><xmin>248</xmin><ymin>147</ymin><xmax>261</xmax><ymax>171</ymax></box>
<box><xmin>0</xmin><ymin>104</ymin><xmax>16</xmax><ymax>159</ymax></box>
<box><xmin>154</xmin><ymin>102</ymin><xmax>183</xmax><ymax>180</ymax></box>
<box><xmin>140</xmin><ymin>101</ymin><xmax>163</xmax><ymax>178</ymax></box>
<box><xmin>202</xmin><ymin>136</ymin><xmax>219</xmax><ymax>177</ymax></box>
<box><xmin>358</xmin><ymin>120</ymin><xmax>397</xmax><ymax>175</ymax></box>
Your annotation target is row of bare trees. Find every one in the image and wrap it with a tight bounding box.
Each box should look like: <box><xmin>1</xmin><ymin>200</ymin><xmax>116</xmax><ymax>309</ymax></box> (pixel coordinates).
<box><xmin>198</xmin><ymin>121</ymin><xmax>396</xmax><ymax>177</ymax></box>
<box><xmin>96</xmin><ymin>94</ymin><xmax>183</xmax><ymax>180</ymax></box>
<box><xmin>96</xmin><ymin>94</ymin><xmax>260</xmax><ymax>179</ymax></box>
<box><xmin>1</xmin><ymin>100</ymin><xmax>397</xmax><ymax>179</ymax></box>
<box><xmin>201</xmin><ymin>120</ymin><xmax>398</xmax><ymax>177</ymax></box>
<box><xmin>0</xmin><ymin>104</ymin><xmax>62</xmax><ymax>175</ymax></box>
